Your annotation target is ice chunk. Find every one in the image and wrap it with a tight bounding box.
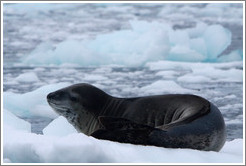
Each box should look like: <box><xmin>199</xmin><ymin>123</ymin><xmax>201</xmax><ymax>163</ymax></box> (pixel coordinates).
<box><xmin>169</xmin><ymin>30</ymin><xmax>190</xmax><ymax>47</ymax></box>
<box><xmin>22</xmin><ymin>20</ymin><xmax>236</xmax><ymax>67</ymax></box>
<box><xmin>145</xmin><ymin>60</ymin><xmax>192</xmax><ymax>71</ymax></box>
<box><xmin>147</xmin><ymin>60</ymin><xmax>243</xmax><ymax>83</ymax></box>
<box><xmin>201</xmin><ymin>3</ymin><xmax>230</xmax><ymax>17</ymax></box>
<box><xmin>22</xmin><ymin>20</ymin><xmax>171</xmax><ymax>67</ymax></box>
<box><xmin>187</xmin><ymin>22</ymin><xmax>208</xmax><ymax>38</ymax></box>
<box><xmin>3</xmin><ymin>83</ymin><xmax>70</xmax><ymax>118</ymax></box>
<box><xmin>218</xmin><ymin>49</ymin><xmax>243</xmax><ymax>62</ymax></box>
<box><xmin>43</xmin><ymin>116</ymin><xmax>77</xmax><ymax>136</ymax></box>
<box><xmin>23</xmin><ymin>40</ymin><xmax>95</xmax><ymax>66</ymax></box>
<box><xmin>140</xmin><ymin>80</ymin><xmax>192</xmax><ymax>94</ymax></box>
<box><xmin>191</xmin><ymin>67</ymin><xmax>243</xmax><ymax>82</ymax></box>
<box><xmin>167</xmin><ymin>45</ymin><xmax>206</xmax><ymax>62</ymax></box>
<box><xmin>31</xmin><ymin>105</ymin><xmax>58</xmax><ymax>118</ymax></box>
<box><xmin>83</xmin><ymin>74</ymin><xmax>108</xmax><ymax>81</ymax></box>
<box><xmin>88</xmin><ymin>20</ymin><xmax>171</xmax><ymax>66</ymax></box>
<box><xmin>203</xmin><ymin>25</ymin><xmax>231</xmax><ymax>60</ymax></box>
<box><xmin>14</xmin><ymin>72</ymin><xmax>40</xmax><ymax>83</ymax></box>
<box><xmin>3</xmin><ymin>109</ymin><xmax>31</xmax><ymax>132</ymax></box>
<box><xmin>190</xmin><ymin>38</ymin><xmax>207</xmax><ymax>57</ymax></box>
<box><xmin>155</xmin><ymin>71</ymin><xmax>179</xmax><ymax>79</ymax></box>
<box><xmin>177</xmin><ymin>75</ymin><xmax>212</xmax><ymax>83</ymax></box>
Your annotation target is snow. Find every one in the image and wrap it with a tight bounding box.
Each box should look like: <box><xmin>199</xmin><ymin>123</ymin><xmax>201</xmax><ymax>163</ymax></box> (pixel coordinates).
<box><xmin>2</xmin><ymin>112</ymin><xmax>244</xmax><ymax>163</ymax></box>
<box><xmin>22</xmin><ymin>20</ymin><xmax>237</xmax><ymax>67</ymax></box>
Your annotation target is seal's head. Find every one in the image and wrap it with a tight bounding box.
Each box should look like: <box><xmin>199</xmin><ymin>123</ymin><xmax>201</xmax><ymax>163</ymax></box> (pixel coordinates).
<box><xmin>47</xmin><ymin>83</ymin><xmax>108</xmax><ymax>134</ymax></box>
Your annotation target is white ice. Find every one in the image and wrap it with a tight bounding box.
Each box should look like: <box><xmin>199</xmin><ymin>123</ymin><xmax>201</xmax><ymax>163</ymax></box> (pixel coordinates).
<box><xmin>3</xmin><ymin>112</ymin><xmax>243</xmax><ymax>163</ymax></box>
<box><xmin>3</xmin><ymin>109</ymin><xmax>31</xmax><ymax>133</ymax></box>
<box><xmin>14</xmin><ymin>72</ymin><xmax>40</xmax><ymax>83</ymax></box>
<box><xmin>3</xmin><ymin>83</ymin><xmax>70</xmax><ymax>118</ymax></box>
<box><xmin>146</xmin><ymin>61</ymin><xmax>243</xmax><ymax>83</ymax></box>
<box><xmin>43</xmin><ymin>116</ymin><xmax>77</xmax><ymax>136</ymax></box>
<box><xmin>140</xmin><ymin>80</ymin><xmax>193</xmax><ymax>94</ymax></box>
<box><xmin>22</xmin><ymin>20</ymin><xmax>238</xmax><ymax>67</ymax></box>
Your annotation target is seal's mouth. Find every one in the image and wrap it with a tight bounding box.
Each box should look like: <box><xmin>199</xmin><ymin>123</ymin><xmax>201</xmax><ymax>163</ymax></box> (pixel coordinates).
<box><xmin>48</xmin><ymin>101</ymin><xmax>69</xmax><ymax>111</ymax></box>
<box><xmin>48</xmin><ymin>102</ymin><xmax>77</xmax><ymax>121</ymax></box>
<box><xmin>47</xmin><ymin>92</ymin><xmax>70</xmax><ymax>111</ymax></box>
<box><xmin>47</xmin><ymin>92</ymin><xmax>77</xmax><ymax>119</ymax></box>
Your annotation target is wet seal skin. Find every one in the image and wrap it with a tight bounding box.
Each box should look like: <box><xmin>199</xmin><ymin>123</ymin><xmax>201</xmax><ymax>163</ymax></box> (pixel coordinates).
<box><xmin>47</xmin><ymin>83</ymin><xmax>226</xmax><ymax>151</ymax></box>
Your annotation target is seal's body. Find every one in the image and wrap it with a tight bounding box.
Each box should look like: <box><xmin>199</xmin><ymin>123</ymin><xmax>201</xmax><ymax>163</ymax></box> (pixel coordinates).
<box><xmin>47</xmin><ymin>83</ymin><xmax>226</xmax><ymax>151</ymax></box>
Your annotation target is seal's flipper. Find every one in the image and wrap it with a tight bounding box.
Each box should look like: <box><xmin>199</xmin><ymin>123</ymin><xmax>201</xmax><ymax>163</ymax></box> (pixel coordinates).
<box><xmin>98</xmin><ymin>116</ymin><xmax>155</xmax><ymax>130</ymax></box>
<box><xmin>98</xmin><ymin>116</ymin><xmax>132</xmax><ymax>130</ymax></box>
<box><xmin>91</xmin><ymin>116</ymin><xmax>162</xmax><ymax>145</ymax></box>
<box><xmin>157</xmin><ymin>105</ymin><xmax>210</xmax><ymax>131</ymax></box>
<box><xmin>156</xmin><ymin>119</ymin><xmax>187</xmax><ymax>131</ymax></box>
<box><xmin>91</xmin><ymin>128</ymin><xmax>157</xmax><ymax>145</ymax></box>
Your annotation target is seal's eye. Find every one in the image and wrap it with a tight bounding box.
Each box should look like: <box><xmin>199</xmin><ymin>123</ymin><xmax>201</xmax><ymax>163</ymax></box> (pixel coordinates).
<box><xmin>70</xmin><ymin>96</ymin><xmax>78</xmax><ymax>102</ymax></box>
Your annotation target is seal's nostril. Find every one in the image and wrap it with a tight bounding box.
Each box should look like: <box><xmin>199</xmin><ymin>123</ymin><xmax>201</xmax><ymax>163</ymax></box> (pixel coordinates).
<box><xmin>47</xmin><ymin>92</ymin><xmax>54</xmax><ymax>100</ymax></box>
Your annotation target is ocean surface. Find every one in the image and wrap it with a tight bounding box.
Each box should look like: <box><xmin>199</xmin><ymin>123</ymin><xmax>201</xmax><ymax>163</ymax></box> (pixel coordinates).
<box><xmin>3</xmin><ymin>3</ymin><xmax>244</xmax><ymax>142</ymax></box>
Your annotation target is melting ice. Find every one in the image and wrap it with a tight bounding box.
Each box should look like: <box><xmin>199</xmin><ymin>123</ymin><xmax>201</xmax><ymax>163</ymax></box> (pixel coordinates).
<box><xmin>22</xmin><ymin>21</ymin><xmax>240</xmax><ymax>67</ymax></box>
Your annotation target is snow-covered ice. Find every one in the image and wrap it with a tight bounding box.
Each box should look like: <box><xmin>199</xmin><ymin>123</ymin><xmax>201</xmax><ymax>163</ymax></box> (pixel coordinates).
<box><xmin>2</xmin><ymin>112</ymin><xmax>244</xmax><ymax>163</ymax></box>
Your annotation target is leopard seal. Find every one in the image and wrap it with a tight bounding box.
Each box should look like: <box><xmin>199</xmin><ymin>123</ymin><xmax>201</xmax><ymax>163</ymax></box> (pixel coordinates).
<box><xmin>47</xmin><ymin>83</ymin><xmax>226</xmax><ymax>151</ymax></box>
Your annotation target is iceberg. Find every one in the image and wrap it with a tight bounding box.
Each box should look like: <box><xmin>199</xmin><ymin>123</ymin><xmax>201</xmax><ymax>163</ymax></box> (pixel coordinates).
<box><xmin>203</xmin><ymin>25</ymin><xmax>232</xmax><ymax>61</ymax></box>
<box><xmin>22</xmin><ymin>20</ymin><xmax>236</xmax><ymax>67</ymax></box>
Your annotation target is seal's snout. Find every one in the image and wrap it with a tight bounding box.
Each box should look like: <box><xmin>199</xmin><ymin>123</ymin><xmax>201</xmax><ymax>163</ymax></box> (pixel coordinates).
<box><xmin>47</xmin><ymin>92</ymin><xmax>55</xmax><ymax>101</ymax></box>
<box><xmin>47</xmin><ymin>93</ymin><xmax>52</xmax><ymax>101</ymax></box>
<box><xmin>47</xmin><ymin>91</ymin><xmax>67</xmax><ymax>103</ymax></box>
